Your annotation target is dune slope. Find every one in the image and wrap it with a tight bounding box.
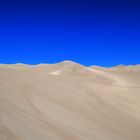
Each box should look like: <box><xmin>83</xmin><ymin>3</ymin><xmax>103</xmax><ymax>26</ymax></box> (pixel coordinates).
<box><xmin>0</xmin><ymin>61</ymin><xmax>140</xmax><ymax>140</ymax></box>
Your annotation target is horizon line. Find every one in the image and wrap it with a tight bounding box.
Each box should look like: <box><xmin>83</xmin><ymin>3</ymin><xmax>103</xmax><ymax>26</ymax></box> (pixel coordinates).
<box><xmin>0</xmin><ymin>60</ymin><xmax>139</xmax><ymax>68</ymax></box>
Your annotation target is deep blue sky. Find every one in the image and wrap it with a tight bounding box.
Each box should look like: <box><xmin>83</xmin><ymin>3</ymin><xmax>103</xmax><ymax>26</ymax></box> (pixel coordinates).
<box><xmin>0</xmin><ymin>0</ymin><xmax>140</xmax><ymax>66</ymax></box>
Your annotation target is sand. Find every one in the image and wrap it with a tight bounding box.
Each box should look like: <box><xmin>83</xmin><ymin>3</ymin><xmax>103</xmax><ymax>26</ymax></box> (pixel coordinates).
<box><xmin>0</xmin><ymin>61</ymin><xmax>140</xmax><ymax>140</ymax></box>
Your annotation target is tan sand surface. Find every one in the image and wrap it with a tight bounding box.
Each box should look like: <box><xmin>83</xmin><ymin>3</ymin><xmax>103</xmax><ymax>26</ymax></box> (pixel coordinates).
<box><xmin>0</xmin><ymin>61</ymin><xmax>140</xmax><ymax>140</ymax></box>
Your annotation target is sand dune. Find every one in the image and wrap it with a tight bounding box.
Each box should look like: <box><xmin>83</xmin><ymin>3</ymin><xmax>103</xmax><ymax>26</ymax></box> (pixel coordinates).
<box><xmin>0</xmin><ymin>61</ymin><xmax>140</xmax><ymax>140</ymax></box>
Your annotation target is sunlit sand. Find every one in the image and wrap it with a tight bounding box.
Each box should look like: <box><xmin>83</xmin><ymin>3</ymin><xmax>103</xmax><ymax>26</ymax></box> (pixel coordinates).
<box><xmin>0</xmin><ymin>61</ymin><xmax>140</xmax><ymax>140</ymax></box>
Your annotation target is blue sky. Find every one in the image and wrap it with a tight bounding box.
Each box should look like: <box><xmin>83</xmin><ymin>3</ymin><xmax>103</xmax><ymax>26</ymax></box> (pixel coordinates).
<box><xmin>0</xmin><ymin>0</ymin><xmax>140</xmax><ymax>66</ymax></box>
